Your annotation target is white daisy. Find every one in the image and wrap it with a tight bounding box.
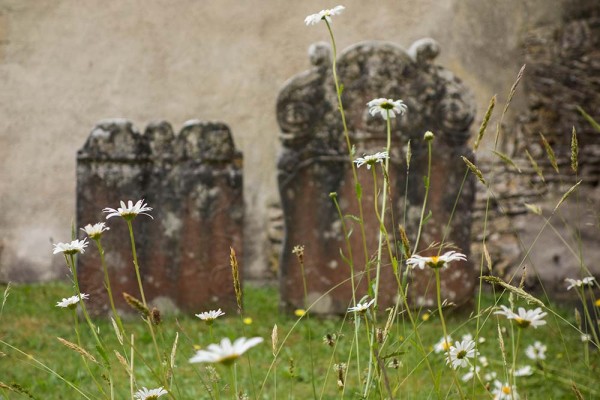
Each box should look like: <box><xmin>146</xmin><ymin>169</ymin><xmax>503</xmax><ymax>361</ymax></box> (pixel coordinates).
<box><xmin>483</xmin><ymin>371</ymin><xmax>497</xmax><ymax>382</ymax></box>
<box><xmin>81</xmin><ymin>222</ymin><xmax>110</xmax><ymax>239</ymax></box>
<box><xmin>433</xmin><ymin>335</ymin><xmax>453</xmax><ymax>353</ymax></box>
<box><xmin>52</xmin><ymin>239</ymin><xmax>88</xmax><ymax>255</ymax></box>
<box><xmin>406</xmin><ymin>251</ymin><xmax>467</xmax><ymax>270</ymax></box>
<box><xmin>491</xmin><ymin>380</ymin><xmax>519</xmax><ymax>400</ymax></box>
<box><xmin>581</xmin><ymin>333</ymin><xmax>592</xmax><ymax>342</ymax></box>
<box><xmin>446</xmin><ymin>338</ymin><xmax>478</xmax><ymax>370</ymax></box>
<box><xmin>495</xmin><ymin>305</ymin><xmax>547</xmax><ymax>329</ymax></box>
<box><xmin>565</xmin><ymin>276</ymin><xmax>596</xmax><ymax>290</ymax></box>
<box><xmin>56</xmin><ymin>293</ymin><xmax>89</xmax><ymax>308</ymax></box>
<box><xmin>512</xmin><ymin>365</ymin><xmax>533</xmax><ymax>377</ymax></box>
<box><xmin>134</xmin><ymin>387</ymin><xmax>168</xmax><ymax>399</ymax></box>
<box><xmin>354</xmin><ymin>151</ymin><xmax>389</xmax><ymax>169</ymax></box>
<box><xmin>103</xmin><ymin>199</ymin><xmax>153</xmax><ymax>221</ymax></box>
<box><xmin>195</xmin><ymin>309</ymin><xmax>225</xmax><ymax>325</ymax></box>
<box><xmin>478</xmin><ymin>355</ymin><xmax>489</xmax><ymax>367</ymax></box>
<box><xmin>367</xmin><ymin>98</ymin><xmax>407</xmax><ymax>120</ymax></box>
<box><xmin>304</xmin><ymin>5</ymin><xmax>345</xmax><ymax>26</ymax></box>
<box><xmin>525</xmin><ymin>341</ymin><xmax>547</xmax><ymax>361</ymax></box>
<box><xmin>347</xmin><ymin>298</ymin><xmax>375</xmax><ymax>313</ymax></box>
<box><xmin>461</xmin><ymin>365</ymin><xmax>480</xmax><ymax>382</ymax></box>
<box><xmin>189</xmin><ymin>337</ymin><xmax>263</xmax><ymax>366</ymax></box>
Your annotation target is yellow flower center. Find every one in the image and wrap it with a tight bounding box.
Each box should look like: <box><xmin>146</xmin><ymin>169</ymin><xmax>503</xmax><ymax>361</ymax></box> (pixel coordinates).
<box><xmin>442</xmin><ymin>341</ymin><xmax>450</xmax><ymax>351</ymax></box>
<box><xmin>457</xmin><ymin>350</ymin><xmax>467</xmax><ymax>359</ymax></box>
<box><xmin>515</xmin><ymin>317</ymin><xmax>531</xmax><ymax>328</ymax></box>
<box><xmin>427</xmin><ymin>256</ymin><xmax>445</xmax><ymax>269</ymax></box>
<box><xmin>380</xmin><ymin>102</ymin><xmax>394</xmax><ymax>110</ymax></box>
<box><xmin>502</xmin><ymin>386</ymin><xmax>511</xmax><ymax>394</ymax></box>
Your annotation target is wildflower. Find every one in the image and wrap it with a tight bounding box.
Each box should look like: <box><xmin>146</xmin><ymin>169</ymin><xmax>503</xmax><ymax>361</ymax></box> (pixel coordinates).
<box><xmin>512</xmin><ymin>365</ymin><xmax>533</xmax><ymax>377</ymax></box>
<box><xmin>304</xmin><ymin>5</ymin><xmax>345</xmax><ymax>26</ymax></box>
<box><xmin>406</xmin><ymin>251</ymin><xmax>467</xmax><ymax>270</ymax></box>
<box><xmin>294</xmin><ymin>309</ymin><xmax>306</xmax><ymax>317</ymax></box>
<box><xmin>323</xmin><ymin>333</ymin><xmax>338</xmax><ymax>347</ymax></box>
<box><xmin>525</xmin><ymin>341</ymin><xmax>546</xmax><ymax>361</ymax></box>
<box><xmin>56</xmin><ymin>293</ymin><xmax>89</xmax><ymax>309</ymax></box>
<box><xmin>334</xmin><ymin>363</ymin><xmax>347</xmax><ymax>390</ymax></box>
<box><xmin>446</xmin><ymin>338</ymin><xmax>478</xmax><ymax>370</ymax></box>
<box><xmin>491</xmin><ymin>381</ymin><xmax>519</xmax><ymax>400</ymax></box>
<box><xmin>483</xmin><ymin>371</ymin><xmax>497</xmax><ymax>382</ymax></box>
<box><xmin>421</xmin><ymin>312</ymin><xmax>430</xmax><ymax>321</ymax></box>
<box><xmin>461</xmin><ymin>365</ymin><xmax>480</xmax><ymax>382</ymax></box>
<box><xmin>595</xmin><ymin>298</ymin><xmax>600</xmax><ymax>307</ymax></box>
<box><xmin>103</xmin><ymin>199</ymin><xmax>153</xmax><ymax>221</ymax></box>
<box><xmin>243</xmin><ymin>317</ymin><xmax>253</xmax><ymax>325</ymax></box>
<box><xmin>354</xmin><ymin>151</ymin><xmax>389</xmax><ymax>169</ymax></box>
<box><xmin>52</xmin><ymin>239</ymin><xmax>88</xmax><ymax>255</ymax></box>
<box><xmin>81</xmin><ymin>222</ymin><xmax>110</xmax><ymax>239</ymax></box>
<box><xmin>581</xmin><ymin>333</ymin><xmax>591</xmax><ymax>342</ymax></box>
<box><xmin>478</xmin><ymin>356</ymin><xmax>489</xmax><ymax>367</ymax></box>
<box><xmin>367</xmin><ymin>98</ymin><xmax>407</xmax><ymax>120</ymax></box>
<box><xmin>495</xmin><ymin>305</ymin><xmax>547</xmax><ymax>329</ymax></box>
<box><xmin>133</xmin><ymin>387</ymin><xmax>168</xmax><ymax>399</ymax></box>
<box><xmin>388</xmin><ymin>357</ymin><xmax>402</xmax><ymax>369</ymax></box>
<box><xmin>347</xmin><ymin>298</ymin><xmax>375</xmax><ymax>313</ymax></box>
<box><xmin>189</xmin><ymin>337</ymin><xmax>263</xmax><ymax>366</ymax></box>
<box><xmin>423</xmin><ymin>130</ymin><xmax>435</xmax><ymax>141</ymax></box>
<box><xmin>565</xmin><ymin>276</ymin><xmax>596</xmax><ymax>290</ymax></box>
<box><xmin>195</xmin><ymin>309</ymin><xmax>225</xmax><ymax>325</ymax></box>
<box><xmin>434</xmin><ymin>335</ymin><xmax>452</xmax><ymax>353</ymax></box>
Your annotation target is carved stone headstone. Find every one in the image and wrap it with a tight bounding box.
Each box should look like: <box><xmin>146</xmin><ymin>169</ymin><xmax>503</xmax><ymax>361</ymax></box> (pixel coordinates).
<box><xmin>77</xmin><ymin>119</ymin><xmax>243</xmax><ymax>315</ymax></box>
<box><xmin>277</xmin><ymin>39</ymin><xmax>476</xmax><ymax>314</ymax></box>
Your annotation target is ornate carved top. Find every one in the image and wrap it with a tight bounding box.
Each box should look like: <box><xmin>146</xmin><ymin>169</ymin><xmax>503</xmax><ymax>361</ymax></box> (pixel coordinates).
<box><xmin>276</xmin><ymin>39</ymin><xmax>475</xmax><ymax>157</ymax></box>
<box><xmin>78</xmin><ymin>119</ymin><xmax>241</xmax><ymax>163</ymax></box>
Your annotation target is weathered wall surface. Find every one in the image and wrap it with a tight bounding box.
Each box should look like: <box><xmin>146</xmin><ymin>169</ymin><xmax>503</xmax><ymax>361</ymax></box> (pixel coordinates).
<box><xmin>0</xmin><ymin>0</ymin><xmax>565</xmax><ymax>281</ymax></box>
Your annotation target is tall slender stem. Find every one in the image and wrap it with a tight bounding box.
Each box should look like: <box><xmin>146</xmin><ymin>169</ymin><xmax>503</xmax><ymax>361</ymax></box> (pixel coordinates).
<box><xmin>126</xmin><ymin>220</ymin><xmax>147</xmax><ymax>306</ymax></box>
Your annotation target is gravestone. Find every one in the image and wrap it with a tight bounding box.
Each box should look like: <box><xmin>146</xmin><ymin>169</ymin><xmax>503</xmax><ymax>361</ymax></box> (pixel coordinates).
<box><xmin>277</xmin><ymin>39</ymin><xmax>476</xmax><ymax>314</ymax></box>
<box><xmin>77</xmin><ymin>119</ymin><xmax>243</xmax><ymax>316</ymax></box>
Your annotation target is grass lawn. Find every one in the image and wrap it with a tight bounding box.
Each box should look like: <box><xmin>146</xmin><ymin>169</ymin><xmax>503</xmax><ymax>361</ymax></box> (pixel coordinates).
<box><xmin>0</xmin><ymin>281</ymin><xmax>598</xmax><ymax>399</ymax></box>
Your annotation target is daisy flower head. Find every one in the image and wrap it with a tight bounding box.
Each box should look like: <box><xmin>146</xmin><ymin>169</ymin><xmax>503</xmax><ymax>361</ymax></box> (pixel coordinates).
<box><xmin>195</xmin><ymin>309</ymin><xmax>225</xmax><ymax>325</ymax></box>
<box><xmin>81</xmin><ymin>222</ymin><xmax>110</xmax><ymax>240</ymax></box>
<box><xmin>512</xmin><ymin>365</ymin><xmax>533</xmax><ymax>377</ymax></box>
<box><xmin>565</xmin><ymin>276</ymin><xmax>596</xmax><ymax>290</ymax></box>
<box><xmin>492</xmin><ymin>381</ymin><xmax>519</xmax><ymax>400</ymax></box>
<box><xmin>347</xmin><ymin>298</ymin><xmax>375</xmax><ymax>314</ymax></box>
<box><xmin>406</xmin><ymin>251</ymin><xmax>467</xmax><ymax>270</ymax></box>
<box><xmin>525</xmin><ymin>341</ymin><xmax>546</xmax><ymax>361</ymax></box>
<box><xmin>57</xmin><ymin>293</ymin><xmax>89</xmax><ymax>309</ymax></box>
<box><xmin>433</xmin><ymin>335</ymin><xmax>453</xmax><ymax>353</ymax></box>
<box><xmin>495</xmin><ymin>305</ymin><xmax>547</xmax><ymax>329</ymax></box>
<box><xmin>367</xmin><ymin>98</ymin><xmax>407</xmax><ymax>120</ymax></box>
<box><xmin>189</xmin><ymin>337</ymin><xmax>263</xmax><ymax>366</ymax></box>
<box><xmin>304</xmin><ymin>5</ymin><xmax>345</xmax><ymax>26</ymax></box>
<box><xmin>461</xmin><ymin>365</ymin><xmax>480</xmax><ymax>382</ymax></box>
<box><xmin>446</xmin><ymin>338</ymin><xmax>478</xmax><ymax>370</ymax></box>
<box><xmin>103</xmin><ymin>199</ymin><xmax>153</xmax><ymax>221</ymax></box>
<box><xmin>134</xmin><ymin>387</ymin><xmax>168</xmax><ymax>400</ymax></box>
<box><xmin>354</xmin><ymin>151</ymin><xmax>389</xmax><ymax>169</ymax></box>
<box><xmin>52</xmin><ymin>238</ymin><xmax>88</xmax><ymax>255</ymax></box>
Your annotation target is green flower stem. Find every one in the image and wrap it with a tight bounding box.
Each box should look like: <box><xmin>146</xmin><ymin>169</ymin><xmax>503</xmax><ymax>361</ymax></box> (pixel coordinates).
<box><xmin>325</xmin><ymin>20</ymin><xmax>371</xmax><ymax>288</ymax></box>
<box><xmin>512</xmin><ymin>329</ymin><xmax>521</xmax><ymax>396</ymax></box>
<box><xmin>373</xmin><ymin>111</ymin><xmax>393</xmax><ymax>305</ymax></box>
<box><xmin>124</xmin><ymin>220</ymin><xmax>167</xmax><ymax>387</ymax></box>
<box><xmin>94</xmin><ymin>238</ymin><xmax>125</xmax><ymax>336</ymax></box>
<box><xmin>331</xmin><ymin>194</ymin><xmax>361</xmax><ymax>378</ymax></box>
<box><xmin>229</xmin><ymin>364</ymin><xmax>238</xmax><ymax>400</ymax></box>
<box><xmin>414</xmin><ymin>138</ymin><xmax>433</xmax><ymax>253</ymax></box>
<box><xmin>579</xmin><ymin>286</ymin><xmax>600</xmax><ymax>346</ymax></box>
<box><xmin>298</xmin><ymin>251</ymin><xmax>318</xmax><ymax>400</ymax></box>
<box><xmin>126</xmin><ymin>220</ymin><xmax>147</xmax><ymax>307</ymax></box>
<box><xmin>435</xmin><ymin>269</ymin><xmax>466</xmax><ymax>400</ymax></box>
<box><xmin>65</xmin><ymin>254</ymin><xmax>110</xmax><ymax>398</ymax></box>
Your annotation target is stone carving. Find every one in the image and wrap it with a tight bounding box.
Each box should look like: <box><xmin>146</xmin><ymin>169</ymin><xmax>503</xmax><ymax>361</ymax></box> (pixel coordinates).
<box><xmin>277</xmin><ymin>39</ymin><xmax>476</xmax><ymax>314</ymax></box>
<box><xmin>77</xmin><ymin>119</ymin><xmax>243</xmax><ymax>316</ymax></box>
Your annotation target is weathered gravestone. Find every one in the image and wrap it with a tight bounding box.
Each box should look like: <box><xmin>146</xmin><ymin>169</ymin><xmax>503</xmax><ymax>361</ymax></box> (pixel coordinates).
<box><xmin>277</xmin><ymin>39</ymin><xmax>476</xmax><ymax>314</ymax></box>
<box><xmin>77</xmin><ymin>119</ymin><xmax>243</xmax><ymax>316</ymax></box>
